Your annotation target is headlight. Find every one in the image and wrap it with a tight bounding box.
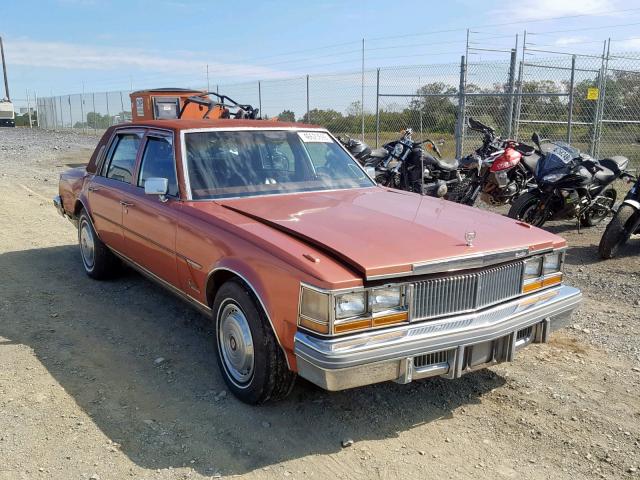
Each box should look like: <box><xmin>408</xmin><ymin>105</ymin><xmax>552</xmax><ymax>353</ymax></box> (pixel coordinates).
<box><xmin>543</xmin><ymin>252</ymin><xmax>562</xmax><ymax>275</ymax></box>
<box><xmin>522</xmin><ymin>251</ymin><xmax>564</xmax><ymax>294</ymax></box>
<box><xmin>523</xmin><ymin>256</ymin><xmax>543</xmax><ymax>280</ymax></box>
<box><xmin>335</xmin><ymin>292</ymin><xmax>366</xmax><ymax>320</ymax></box>
<box><xmin>299</xmin><ymin>284</ymin><xmax>408</xmax><ymax>336</ymax></box>
<box><xmin>393</xmin><ymin>143</ymin><xmax>404</xmax><ymax>156</ymax></box>
<box><xmin>542</xmin><ymin>173</ymin><xmax>564</xmax><ymax>183</ymax></box>
<box><xmin>369</xmin><ymin>286</ymin><xmax>403</xmax><ymax>313</ymax></box>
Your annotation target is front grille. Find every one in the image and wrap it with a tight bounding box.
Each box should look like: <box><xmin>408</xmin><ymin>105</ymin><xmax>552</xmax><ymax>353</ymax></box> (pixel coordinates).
<box><xmin>517</xmin><ymin>326</ymin><xmax>533</xmax><ymax>341</ymax></box>
<box><xmin>411</xmin><ymin>261</ymin><xmax>524</xmax><ymax>321</ymax></box>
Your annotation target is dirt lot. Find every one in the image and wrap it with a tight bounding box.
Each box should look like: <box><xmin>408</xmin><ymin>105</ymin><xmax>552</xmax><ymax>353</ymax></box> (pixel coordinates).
<box><xmin>1</xmin><ymin>128</ymin><xmax>639</xmax><ymax>480</ymax></box>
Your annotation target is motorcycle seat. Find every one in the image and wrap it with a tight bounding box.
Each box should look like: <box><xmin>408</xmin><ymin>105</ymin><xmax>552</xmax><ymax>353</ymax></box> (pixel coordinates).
<box><xmin>369</xmin><ymin>148</ymin><xmax>388</xmax><ymax>159</ymax></box>
<box><xmin>599</xmin><ymin>156</ymin><xmax>629</xmax><ymax>175</ymax></box>
<box><xmin>522</xmin><ymin>153</ymin><xmax>540</xmax><ymax>172</ymax></box>
<box><xmin>423</xmin><ymin>154</ymin><xmax>459</xmax><ymax>171</ymax></box>
<box><xmin>594</xmin><ymin>166</ymin><xmax>616</xmax><ymax>184</ymax></box>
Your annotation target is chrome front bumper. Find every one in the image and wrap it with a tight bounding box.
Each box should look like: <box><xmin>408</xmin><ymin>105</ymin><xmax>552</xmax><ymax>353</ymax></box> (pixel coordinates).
<box><xmin>53</xmin><ymin>195</ymin><xmax>65</xmax><ymax>217</ymax></box>
<box><xmin>294</xmin><ymin>285</ymin><xmax>582</xmax><ymax>391</ymax></box>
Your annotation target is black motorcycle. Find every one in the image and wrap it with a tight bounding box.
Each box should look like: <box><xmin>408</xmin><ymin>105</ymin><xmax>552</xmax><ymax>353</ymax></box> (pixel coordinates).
<box><xmin>451</xmin><ymin>118</ymin><xmax>538</xmax><ymax>206</ymax></box>
<box><xmin>340</xmin><ymin>130</ymin><xmax>460</xmax><ymax>197</ymax></box>
<box><xmin>508</xmin><ymin>133</ymin><xmax>630</xmax><ymax>228</ymax></box>
<box><xmin>599</xmin><ymin>173</ymin><xmax>640</xmax><ymax>258</ymax></box>
<box><xmin>338</xmin><ymin>135</ymin><xmax>389</xmax><ymax>168</ymax></box>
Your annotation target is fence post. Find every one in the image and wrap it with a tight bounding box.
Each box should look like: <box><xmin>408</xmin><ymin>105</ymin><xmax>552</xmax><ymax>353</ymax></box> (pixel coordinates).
<box><xmin>595</xmin><ymin>39</ymin><xmax>611</xmax><ymax>158</ymax></box>
<box><xmin>80</xmin><ymin>92</ymin><xmax>86</xmax><ymax>132</ymax></box>
<box><xmin>375</xmin><ymin>68</ymin><xmax>380</xmax><ymax>148</ymax></box>
<box><xmin>92</xmin><ymin>92</ymin><xmax>97</xmax><ymax>133</ymax></box>
<box><xmin>506</xmin><ymin>49</ymin><xmax>517</xmax><ymax>138</ymax></box>
<box><xmin>590</xmin><ymin>48</ymin><xmax>606</xmax><ymax>156</ymax></box>
<box><xmin>106</xmin><ymin>92</ymin><xmax>111</xmax><ymax>127</ymax></box>
<box><xmin>119</xmin><ymin>91</ymin><xmax>125</xmax><ymax>123</ymax></box>
<box><xmin>68</xmin><ymin>96</ymin><xmax>73</xmax><ymax>129</ymax></box>
<box><xmin>306</xmin><ymin>74</ymin><xmax>310</xmax><ymax>123</ymax></box>
<box><xmin>567</xmin><ymin>55</ymin><xmax>576</xmax><ymax>143</ymax></box>
<box><xmin>455</xmin><ymin>55</ymin><xmax>467</xmax><ymax>158</ymax></box>
<box><xmin>58</xmin><ymin>96</ymin><xmax>63</xmax><ymax>128</ymax></box>
<box><xmin>258</xmin><ymin>81</ymin><xmax>262</xmax><ymax>118</ymax></box>
<box><xmin>513</xmin><ymin>61</ymin><xmax>524</xmax><ymax>140</ymax></box>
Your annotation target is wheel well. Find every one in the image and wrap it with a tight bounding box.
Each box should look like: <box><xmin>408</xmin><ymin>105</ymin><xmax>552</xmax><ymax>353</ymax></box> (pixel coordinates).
<box><xmin>206</xmin><ymin>269</ymin><xmax>240</xmax><ymax>308</ymax></box>
<box><xmin>73</xmin><ymin>200</ymin><xmax>85</xmax><ymax>216</ymax></box>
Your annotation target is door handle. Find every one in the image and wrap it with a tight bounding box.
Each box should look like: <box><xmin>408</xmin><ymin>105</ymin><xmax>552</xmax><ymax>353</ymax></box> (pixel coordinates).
<box><xmin>119</xmin><ymin>200</ymin><xmax>134</xmax><ymax>207</ymax></box>
<box><xmin>88</xmin><ymin>186</ymin><xmax>101</xmax><ymax>192</ymax></box>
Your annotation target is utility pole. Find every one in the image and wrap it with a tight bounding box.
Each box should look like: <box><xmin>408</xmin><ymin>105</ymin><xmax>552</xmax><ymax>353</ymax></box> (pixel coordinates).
<box><xmin>0</xmin><ymin>36</ymin><xmax>10</xmax><ymax>101</ymax></box>
<box><xmin>361</xmin><ymin>38</ymin><xmax>365</xmax><ymax>141</ymax></box>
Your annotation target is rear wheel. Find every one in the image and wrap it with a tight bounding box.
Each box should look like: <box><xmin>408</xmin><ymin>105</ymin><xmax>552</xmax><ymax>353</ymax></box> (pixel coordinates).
<box><xmin>77</xmin><ymin>210</ymin><xmax>119</xmax><ymax>279</ymax></box>
<box><xmin>446</xmin><ymin>177</ymin><xmax>474</xmax><ymax>204</ymax></box>
<box><xmin>508</xmin><ymin>191</ymin><xmax>548</xmax><ymax>227</ymax></box>
<box><xmin>212</xmin><ymin>280</ymin><xmax>296</xmax><ymax>404</ymax></box>
<box><xmin>580</xmin><ymin>188</ymin><xmax>616</xmax><ymax>227</ymax></box>
<box><xmin>598</xmin><ymin>204</ymin><xmax>637</xmax><ymax>259</ymax></box>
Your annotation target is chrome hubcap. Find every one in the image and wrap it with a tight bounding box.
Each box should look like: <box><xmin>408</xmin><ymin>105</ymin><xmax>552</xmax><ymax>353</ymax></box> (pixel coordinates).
<box><xmin>219</xmin><ymin>303</ymin><xmax>254</xmax><ymax>385</ymax></box>
<box><xmin>80</xmin><ymin>221</ymin><xmax>95</xmax><ymax>269</ymax></box>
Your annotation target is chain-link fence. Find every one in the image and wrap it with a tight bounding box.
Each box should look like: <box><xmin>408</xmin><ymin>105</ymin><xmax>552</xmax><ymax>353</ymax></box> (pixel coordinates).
<box><xmin>36</xmin><ymin>50</ymin><xmax>640</xmax><ymax>167</ymax></box>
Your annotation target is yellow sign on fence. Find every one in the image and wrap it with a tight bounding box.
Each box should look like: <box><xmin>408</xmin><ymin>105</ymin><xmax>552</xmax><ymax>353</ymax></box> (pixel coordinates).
<box><xmin>587</xmin><ymin>87</ymin><xmax>600</xmax><ymax>100</ymax></box>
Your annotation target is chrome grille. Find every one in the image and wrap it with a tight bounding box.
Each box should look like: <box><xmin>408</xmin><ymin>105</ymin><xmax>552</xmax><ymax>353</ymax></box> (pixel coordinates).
<box><xmin>411</xmin><ymin>261</ymin><xmax>524</xmax><ymax>321</ymax></box>
<box><xmin>414</xmin><ymin>350</ymin><xmax>449</xmax><ymax>368</ymax></box>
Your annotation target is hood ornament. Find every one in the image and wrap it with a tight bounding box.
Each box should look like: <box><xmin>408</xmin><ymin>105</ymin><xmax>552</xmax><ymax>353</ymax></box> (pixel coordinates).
<box><xmin>465</xmin><ymin>230</ymin><xmax>477</xmax><ymax>247</ymax></box>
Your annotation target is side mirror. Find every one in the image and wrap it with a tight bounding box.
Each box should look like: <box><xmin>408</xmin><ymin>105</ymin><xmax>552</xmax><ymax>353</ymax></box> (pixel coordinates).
<box><xmin>144</xmin><ymin>177</ymin><xmax>169</xmax><ymax>202</ymax></box>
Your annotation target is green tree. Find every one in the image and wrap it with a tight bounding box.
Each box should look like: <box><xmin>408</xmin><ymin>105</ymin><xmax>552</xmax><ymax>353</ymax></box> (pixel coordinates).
<box><xmin>277</xmin><ymin>109</ymin><xmax>295</xmax><ymax>122</ymax></box>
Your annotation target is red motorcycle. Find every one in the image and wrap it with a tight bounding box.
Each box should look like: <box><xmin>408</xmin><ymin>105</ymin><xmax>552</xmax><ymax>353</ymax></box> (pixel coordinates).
<box><xmin>451</xmin><ymin>118</ymin><xmax>538</xmax><ymax>206</ymax></box>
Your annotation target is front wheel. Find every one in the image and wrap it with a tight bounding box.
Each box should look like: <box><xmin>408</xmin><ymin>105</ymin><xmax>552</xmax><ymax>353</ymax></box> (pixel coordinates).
<box><xmin>212</xmin><ymin>280</ymin><xmax>296</xmax><ymax>404</ymax></box>
<box><xmin>508</xmin><ymin>191</ymin><xmax>548</xmax><ymax>227</ymax></box>
<box><xmin>598</xmin><ymin>204</ymin><xmax>637</xmax><ymax>259</ymax></box>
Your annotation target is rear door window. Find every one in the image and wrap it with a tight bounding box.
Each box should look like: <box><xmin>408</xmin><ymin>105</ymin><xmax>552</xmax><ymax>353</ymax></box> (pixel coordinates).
<box><xmin>104</xmin><ymin>133</ymin><xmax>142</xmax><ymax>183</ymax></box>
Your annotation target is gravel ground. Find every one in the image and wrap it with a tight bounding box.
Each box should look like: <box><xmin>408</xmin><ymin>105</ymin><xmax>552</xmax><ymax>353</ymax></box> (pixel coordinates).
<box><xmin>1</xmin><ymin>127</ymin><xmax>639</xmax><ymax>480</ymax></box>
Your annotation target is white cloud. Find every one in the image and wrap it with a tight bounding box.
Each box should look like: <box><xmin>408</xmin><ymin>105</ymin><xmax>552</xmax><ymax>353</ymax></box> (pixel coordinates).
<box><xmin>554</xmin><ymin>36</ymin><xmax>588</xmax><ymax>46</ymax></box>
<box><xmin>504</xmin><ymin>0</ymin><xmax>620</xmax><ymax>21</ymax></box>
<box><xmin>615</xmin><ymin>38</ymin><xmax>640</xmax><ymax>50</ymax></box>
<box><xmin>5</xmin><ymin>38</ymin><xmax>291</xmax><ymax>80</ymax></box>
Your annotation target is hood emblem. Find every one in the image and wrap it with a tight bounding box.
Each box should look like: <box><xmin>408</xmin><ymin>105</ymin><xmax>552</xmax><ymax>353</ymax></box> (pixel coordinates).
<box><xmin>465</xmin><ymin>231</ymin><xmax>477</xmax><ymax>247</ymax></box>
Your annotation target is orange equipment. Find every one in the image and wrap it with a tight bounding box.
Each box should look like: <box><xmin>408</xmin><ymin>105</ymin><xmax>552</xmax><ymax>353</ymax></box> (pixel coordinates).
<box><xmin>129</xmin><ymin>88</ymin><xmax>260</xmax><ymax>122</ymax></box>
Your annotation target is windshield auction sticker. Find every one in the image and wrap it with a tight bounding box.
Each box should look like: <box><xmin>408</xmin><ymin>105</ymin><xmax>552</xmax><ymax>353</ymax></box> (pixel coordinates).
<box><xmin>298</xmin><ymin>131</ymin><xmax>333</xmax><ymax>143</ymax></box>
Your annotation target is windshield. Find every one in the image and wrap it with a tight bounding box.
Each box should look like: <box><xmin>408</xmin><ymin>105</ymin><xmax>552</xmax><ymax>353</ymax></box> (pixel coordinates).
<box><xmin>184</xmin><ymin>130</ymin><xmax>375</xmax><ymax>200</ymax></box>
<box><xmin>536</xmin><ymin>141</ymin><xmax>581</xmax><ymax>178</ymax></box>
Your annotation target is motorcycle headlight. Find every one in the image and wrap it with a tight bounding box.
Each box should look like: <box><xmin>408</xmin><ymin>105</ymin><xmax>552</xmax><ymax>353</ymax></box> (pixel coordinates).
<box><xmin>542</xmin><ymin>173</ymin><xmax>564</xmax><ymax>183</ymax></box>
<box><xmin>369</xmin><ymin>286</ymin><xmax>403</xmax><ymax>313</ymax></box>
<box><xmin>335</xmin><ymin>292</ymin><xmax>367</xmax><ymax>320</ymax></box>
<box><xmin>393</xmin><ymin>143</ymin><xmax>404</xmax><ymax>156</ymax></box>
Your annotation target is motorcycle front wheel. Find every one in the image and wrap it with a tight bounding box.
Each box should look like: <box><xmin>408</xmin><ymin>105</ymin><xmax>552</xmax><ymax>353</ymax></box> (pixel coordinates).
<box><xmin>598</xmin><ymin>204</ymin><xmax>637</xmax><ymax>259</ymax></box>
<box><xmin>508</xmin><ymin>191</ymin><xmax>548</xmax><ymax>227</ymax></box>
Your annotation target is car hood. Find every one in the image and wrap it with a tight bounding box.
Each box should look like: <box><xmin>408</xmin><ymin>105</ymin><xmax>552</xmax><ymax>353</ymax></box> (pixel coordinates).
<box><xmin>215</xmin><ymin>187</ymin><xmax>564</xmax><ymax>280</ymax></box>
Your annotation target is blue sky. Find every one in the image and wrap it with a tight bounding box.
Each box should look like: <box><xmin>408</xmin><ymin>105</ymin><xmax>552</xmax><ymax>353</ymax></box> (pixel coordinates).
<box><xmin>3</xmin><ymin>0</ymin><xmax>640</xmax><ymax>111</ymax></box>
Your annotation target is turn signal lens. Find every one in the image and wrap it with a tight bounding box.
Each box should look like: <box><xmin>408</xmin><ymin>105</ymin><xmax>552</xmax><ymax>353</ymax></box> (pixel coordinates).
<box><xmin>372</xmin><ymin>311</ymin><xmax>408</xmax><ymax>327</ymax></box>
<box><xmin>299</xmin><ymin>316</ymin><xmax>330</xmax><ymax>334</ymax></box>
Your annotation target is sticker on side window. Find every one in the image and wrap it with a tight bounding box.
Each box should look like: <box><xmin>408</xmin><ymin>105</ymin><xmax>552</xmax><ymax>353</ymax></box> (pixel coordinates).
<box><xmin>298</xmin><ymin>131</ymin><xmax>332</xmax><ymax>143</ymax></box>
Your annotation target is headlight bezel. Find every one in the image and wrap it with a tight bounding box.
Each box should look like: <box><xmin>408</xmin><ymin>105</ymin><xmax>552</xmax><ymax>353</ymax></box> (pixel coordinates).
<box><xmin>522</xmin><ymin>249</ymin><xmax>565</xmax><ymax>293</ymax></box>
<box><xmin>299</xmin><ymin>283</ymin><xmax>408</xmax><ymax>336</ymax></box>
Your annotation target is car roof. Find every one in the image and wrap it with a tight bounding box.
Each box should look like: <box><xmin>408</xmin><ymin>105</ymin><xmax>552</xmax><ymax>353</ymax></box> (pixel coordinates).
<box><xmin>124</xmin><ymin>119</ymin><xmax>322</xmax><ymax>131</ymax></box>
